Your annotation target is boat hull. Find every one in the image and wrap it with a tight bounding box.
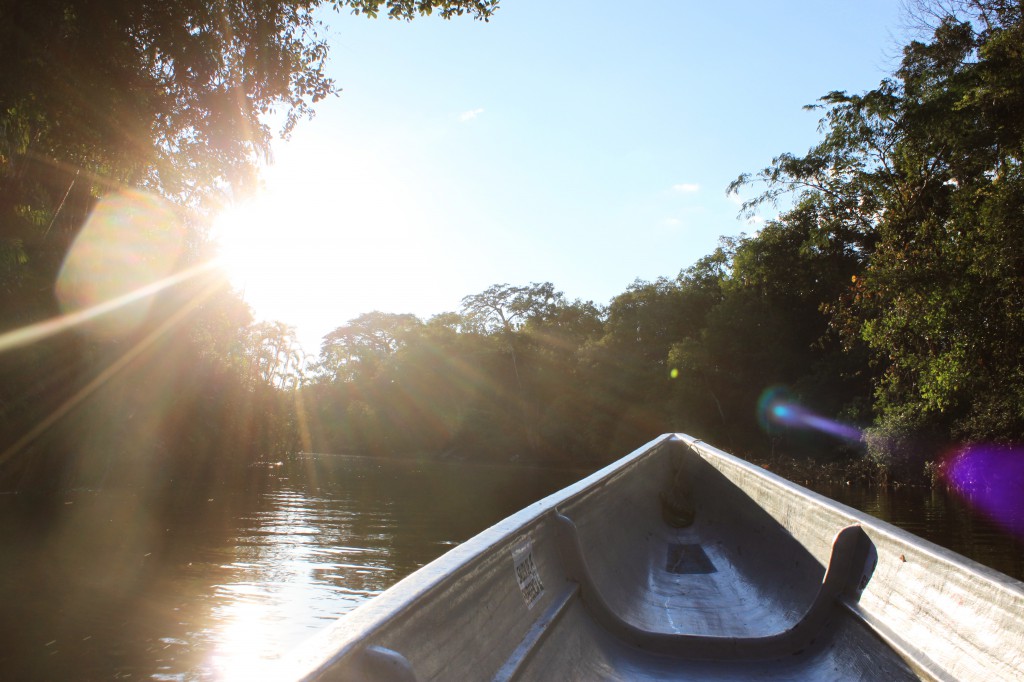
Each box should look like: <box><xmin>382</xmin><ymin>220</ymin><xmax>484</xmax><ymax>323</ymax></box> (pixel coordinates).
<box><xmin>282</xmin><ymin>434</ymin><xmax>1024</xmax><ymax>681</ymax></box>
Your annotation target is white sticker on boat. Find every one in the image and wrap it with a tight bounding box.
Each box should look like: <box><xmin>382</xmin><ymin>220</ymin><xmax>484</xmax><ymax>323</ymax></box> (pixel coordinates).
<box><xmin>511</xmin><ymin>537</ymin><xmax>544</xmax><ymax>609</ymax></box>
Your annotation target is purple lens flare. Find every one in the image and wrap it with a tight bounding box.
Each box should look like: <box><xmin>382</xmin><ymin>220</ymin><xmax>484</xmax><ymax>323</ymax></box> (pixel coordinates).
<box><xmin>941</xmin><ymin>445</ymin><xmax>1024</xmax><ymax>539</ymax></box>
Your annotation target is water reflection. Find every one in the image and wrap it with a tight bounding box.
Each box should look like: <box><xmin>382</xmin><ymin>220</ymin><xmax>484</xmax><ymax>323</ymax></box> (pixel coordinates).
<box><xmin>200</xmin><ymin>457</ymin><xmax>591</xmax><ymax>679</ymax></box>
<box><xmin>0</xmin><ymin>455</ymin><xmax>586</xmax><ymax>679</ymax></box>
<box><xmin>206</xmin><ymin>486</ymin><xmax>398</xmax><ymax>679</ymax></box>
<box><xmin>812</xmin><ymin>482</ymin><xmax>1024</xmax><ymax>581</ymax></box>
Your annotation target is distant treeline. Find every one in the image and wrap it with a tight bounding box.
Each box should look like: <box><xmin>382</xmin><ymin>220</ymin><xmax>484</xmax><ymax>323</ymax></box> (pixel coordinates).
<box><xmin>296</xmin><ymin>268</ymin><xmax>859</xmax><ymax>468</ymax></box>
<box><xmin>2</xmin><ymin>1</ymin><xmax>1022</xmax><ymax>492</ymax></box>
<box><xmin>301</xmin><ymin>2</ymin><xmax>1024</xmax><ymax>479</ymax></box>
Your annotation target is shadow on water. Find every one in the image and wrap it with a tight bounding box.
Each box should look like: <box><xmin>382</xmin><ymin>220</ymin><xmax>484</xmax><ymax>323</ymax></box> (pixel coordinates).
<box><xmin>0</xmin><ymin>454</ymin><xmax>590</xmax><ymax>680</ymax></box>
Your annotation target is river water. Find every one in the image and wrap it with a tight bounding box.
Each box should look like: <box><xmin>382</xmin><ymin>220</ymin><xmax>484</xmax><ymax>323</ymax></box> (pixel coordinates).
<box><xmin>1</xmin><ymin>452</ymin><xmax>1021</xmax><ymax>680</ymax></box>
<box><xmin>0</xmin><ymin>455</ymin><xmax>587</xmax><ymax>680</ymax></box>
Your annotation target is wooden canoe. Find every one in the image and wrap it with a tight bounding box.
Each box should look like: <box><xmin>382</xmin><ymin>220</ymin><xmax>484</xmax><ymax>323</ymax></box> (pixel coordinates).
<box><xmin>281</xmin><ymin>434</ymin><xmax>1024</xmax><ymax>681</ymax></box>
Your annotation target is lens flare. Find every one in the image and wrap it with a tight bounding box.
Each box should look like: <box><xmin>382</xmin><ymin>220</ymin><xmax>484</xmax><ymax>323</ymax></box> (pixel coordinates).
<box><xmin>56</xmin><ymin>189</ymin><xmax>186</xmax><ymax>339</ymax></box>
<box><xmin>757</xmin><ymin>386</ymin><xmax>862</xmax><ymax>442</ymax></box>
<box><xmin>941</xmin><ymin>444</ymin><xmax>1024</xmax><ymax>539</ymax></box>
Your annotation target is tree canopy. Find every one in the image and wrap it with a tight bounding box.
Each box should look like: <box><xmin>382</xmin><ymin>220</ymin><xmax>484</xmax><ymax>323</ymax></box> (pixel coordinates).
<box><xmin>0</xmin><ymin>0</ymin><xmax>497</xmax><ymax>207</ymax></box>
<box><xmin>4</xmin><ymin>0</ymin><xmax>1023</xmax><ymax>491</ymax></box>
<box><xmin>298</xmin><ymin>1</ymin><xmax>1024</xmax><ymax>476</ymax></box>
<box><xmin>732</xmin><ymin>0</ymin><xmax>1024</xmax><ymax>475</ymax></box>
<box><xmin>0</xmin><ymin>0</ymin><xmax>499</xmax><ymax>491</ymax></box>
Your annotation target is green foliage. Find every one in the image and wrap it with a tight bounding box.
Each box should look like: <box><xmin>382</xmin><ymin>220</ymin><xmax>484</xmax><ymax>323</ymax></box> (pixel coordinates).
<box><xmin>733</xmin><ymin>1</ymin><xmax>1024</xmax><ymax>474</ymax></box>
<box><xmin>1</xmin><ymin>0</ymin><xmax>496</xmax><ymax>210</ymax></box>
<box><xmin>315</xmin><ymin>311</ymin><xmax>423</xmax><ymax>383</ymax></box>
<box><xmin>337</xmin><ymin>0</ymin><xmax>498</xmax><ymax>21</ymax></box>
<box><xmin>245</xmin><ymin>321</ymin><xmax>308</xmax><ymax>388</ymax></box>
<box><xmin>460</xmin><ymin>282</ymin><xmax>564</xmax><ymax>334</ymax></box>
<box><xmin>271</xmin><ymin>0</ymin><xmax>1024</xmax><ymax>475</ymax></box>
<box><xmin>7</xmin><ymin>0</ymin><xmax>1024</xmax><ymax>489</ymax></box>
<box><xmin>0</xmin><ymin>0</ymin><xmax>500</xmax><ymax>492</ymax></box>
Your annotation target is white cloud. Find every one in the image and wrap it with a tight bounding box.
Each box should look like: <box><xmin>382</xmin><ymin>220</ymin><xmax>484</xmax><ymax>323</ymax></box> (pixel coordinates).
<box><xmin>658</xmin><ymin>217</ymin><xmax>685</xmax><ymax>234</ymax></box>
<box><xmin>459</xmin><ymin>107</ymin><xmax>485</xmax><ymax>122</ymax></box>
<box><xmin>671</xmin><ymin>183</ymin><xmax>700</xmax><ymax>193</ymax></box>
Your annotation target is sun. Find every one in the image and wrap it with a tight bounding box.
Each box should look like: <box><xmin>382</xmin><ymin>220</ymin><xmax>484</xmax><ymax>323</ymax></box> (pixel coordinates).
<box><xmin>213</xmin><ymin>196</ymin><xmax>286</xmax><ymax>295</ymax></box>
<box><xmin>210</xmin><ymin>134</ymin><xmax>451</xmax><ymax>351</ymax></box>
<box><xmin>211</xmin><ymin>191</ymin><xmax>321</xmax><ymax>343</ymax></box>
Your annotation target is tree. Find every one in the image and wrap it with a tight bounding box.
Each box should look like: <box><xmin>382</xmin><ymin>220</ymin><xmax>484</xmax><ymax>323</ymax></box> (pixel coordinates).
<box><xmin>0</xmin><ymin>0</ymin><xmax>498</xmax><ymax>206</ymax></box>
<box><xmin>732</xmin><ymin>3</ymin><xmax>1024</xmax><ymax>476</ymax></box>
<box><xmin>245</xmin><ymin>321</ymin><xmax>307</xmax><ymax>388</ymax></box>
<box><xmin>669</xmin><ymin>206</ymin><xmax>871</xmax><ymax>457</ymax></box>
<box><xmin>0</xmin><ymin>0</ymin><xmax>499</xmax><ymax>488</ymax></box>
<box><xmin>338</xmin><ymin>0</ymin><xmax>499</xmax><ymax>20</ymax></box>
<box><xmin>460</xmin><ymin>282</ymin><xmax>564</xmax><ymax>390</ymax></box>
<box><xmin>0</xmin><ymin>0</ymin><xmax>500</xmax><ymax>330</ymax></box>
<box><xmin>316</xmin><ymin>311</ymin><xmax>423</xmax><ymax>383</ymax></box>
<box><xmin>460</xmin><ymin>282</ymin><xmax>564</xmax><ymax>334</ymax></box>
<box><xmin>576</xmin><ymin>276</ymin><xmax>703</xmax><ymax>456</ymax></box>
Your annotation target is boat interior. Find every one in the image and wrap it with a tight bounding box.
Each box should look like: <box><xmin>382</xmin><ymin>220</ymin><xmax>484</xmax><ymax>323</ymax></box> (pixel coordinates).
<box><xmin>491</xmin><ymin>438</ymin><xmax>918</xmax><ymax>680</ymax></box>
<box><xmin>285</xmin><ymin>434</ymin><xmax>1024</xmax><ymax>681</ymax></box>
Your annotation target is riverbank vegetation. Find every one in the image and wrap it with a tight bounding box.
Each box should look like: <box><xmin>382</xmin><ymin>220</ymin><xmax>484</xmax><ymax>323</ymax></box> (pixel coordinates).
<box><xmin>2</xmin><ymin>1</ymin><xmax>1021</xmax><ymax>493</ymax></box>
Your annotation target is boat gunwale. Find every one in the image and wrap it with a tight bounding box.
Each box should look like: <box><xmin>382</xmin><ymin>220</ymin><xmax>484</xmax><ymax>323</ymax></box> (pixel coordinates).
<box><xmin>681</xmin><ymin>434</ymin><xmax>1024</xmax><ymax>681</ymax></box>
<box><xmin>284</xmin><ymin>433</ymin><xmax>1024</xmax><ymax>681</ymax></box>
<box><xmin>678</xmin><ymin>434</ymin><xmax>1024</xmax><ymax>598</ymax></box>
<box><xmin>284</xmin><ymin>434</ymin><xmax>679</xmax><ymax>680</ymax></box>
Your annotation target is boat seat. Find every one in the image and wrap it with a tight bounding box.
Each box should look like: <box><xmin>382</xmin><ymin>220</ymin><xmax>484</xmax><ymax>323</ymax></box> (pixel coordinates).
<box><xmin>553</xmin><ymin>512</ymin><xmax>877</xmax><ymax>660</ymax></box>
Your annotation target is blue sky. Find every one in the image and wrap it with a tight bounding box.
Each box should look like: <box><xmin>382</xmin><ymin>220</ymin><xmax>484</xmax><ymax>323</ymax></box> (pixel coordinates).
<box><xmin>216</xmin><ymin>0</ymin><xmax>908</xmax><ymax>351</ymax></box>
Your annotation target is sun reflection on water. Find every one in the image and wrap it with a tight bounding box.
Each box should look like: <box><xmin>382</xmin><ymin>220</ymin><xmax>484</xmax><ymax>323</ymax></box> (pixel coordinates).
<box><xmin>209</xmin><ymin>599</ymin><xmax>280</xmax><ymax>681</ymax></box>
<box><xmin>0</xmin><ymin>456</ymin><xmax>589</xmax><ymax>679</ymax></box>
<box><xmin>201</xmin><ymin>486</ymin><xmax>398</xmax><ymax>679</ymax></box>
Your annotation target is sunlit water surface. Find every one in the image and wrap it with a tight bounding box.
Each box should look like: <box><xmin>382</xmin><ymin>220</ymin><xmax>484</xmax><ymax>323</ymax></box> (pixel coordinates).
<box><xmin>1</xmin><ymin>454</ymin><xmax>1021</xmax><ymax>680</ymax></box>
<box><xmin>0</xmin><ymin>455</ymin><xmax>588</xmax><ymax>680</ymax></box>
